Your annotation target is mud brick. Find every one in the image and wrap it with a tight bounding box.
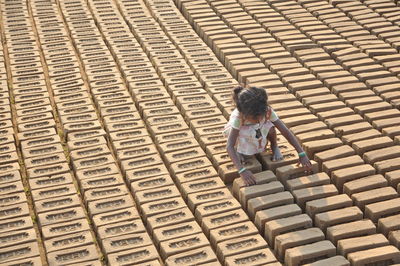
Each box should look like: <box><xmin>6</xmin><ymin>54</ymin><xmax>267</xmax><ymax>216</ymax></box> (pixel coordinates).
<box><xmin>314</xmin><ymin>145</ymin><xmax>355</xmax><ymax>168</ymax></box>
<box><xmin>0</xmin><ymin>162</ymin><xmax>20</xmax><ymax>173</ymax></box>
<box><xmin>112</xmin><ymin>136</ymin><xmax>152</xmax><ymax>152</ymax></box>
<box><xmin>364</xmin><ymin>197</ymin><xmax>400</xmax><ymax>223</ymax></box>
<box><xmin>389</xmin><ymin>230</ymin><xmax>400</xmax><ymax>248</ymax></box>
<box><xmin>240</xmin><ymin>181</ymin><xmax>285</xmax><ymax>211</ymax></box>
<box><xmin>84</xmin><ymin>184</ymin><xmax>129</xmax><ymax>203</ymax></box>
<box><xmin>0</xmin><ymin>171</ymin><xmax>21</xmax><ymax>186</ymax></box>
<box><xmin>164</xmin><ymin>245</ymin><xmax>217</xmax><ymax>266</ymax></box>
<box><xmin>160</xmin><ymin>232</ymin><xmax>210</xmax><ymax>260</ymax></box>
<box><xmin>40</xmin><ymin>219</ymin><xmax>87</xmax><ymax>242</ymax></box>
<box><xmin>164</xmin><ymin>147</ymin><xmax>206</xmax><ymax>165</ymax></box>
<box><xmin>135</xmin><ymin>185</ymin><xmax>181</xmax><ymax>206</ymax></box>
<box><xmin>170</xmin><ymin>156</ymin><xmax>213</xmax><ymax>177</ymax></box>
<box><xmin>31</xmin><ymin>183</ymin><xmax>77</xmax><ymax>202</ymax></box>
<box><xmin>93</xmin><ymin>205</ymin><xmax>138</xmax><ymax>228</ymax></box>
<box><xmin>315</xmin><ymin>206</ymin><xmax>364</xmax><ymax>233</ymax></box>
<box><xmin>59</xmin><ymin>112</ymin><xmax>98</xmax><ymax>126</ymax></box>
<box><xmin>293</xmin><ymin>184</ymin><xmax>339</xmax><ymax>209</ymax></box>
<box><xmin>285</xmin><ymin>240</ymin><xmax>336</xmax><ymax>266</ymax></box>
<box><xmin>187</xmin><ymin>187</ymin><xmax>232</xmax><ymax>212</ymax></box>
<box><xmin>204</xmin><ymin>142</ymin><xmax>227</xmax><ymax>158</ymax></box>
<box><xmin>140</xmin><ymin>196</ymin><xmax>187</xmax><ymax>220</ymax></box>
<box><xmin>327</xmin><ymin>219</ymin><xmax>376</xmax><ymax>245</ymax></box>
<box><xmin>93</xmin><ymin>91</ymin><xmax>131</xmax><ymax>104</ymax></box>
<box><xmin>73</xmin><ymin>154</ymin><xmax>116</xmax><ymax>172</ymax></box>
<box><xmin>339</xmin><ymin>235</ymin><xmax>387</xmax><ymax>259</ymax></box>
<box><xmin>25</xmin><ymin>152</ymin><xmax>66</xmax><ymax>169</ymax></box>
<box><xmin>216</xmin><ymin>234</ymin><xmax>268</xmax><ymax>262</ymax></box>
<box><xmin>21</xmin><ymin>135</ymin><xmax>60</xmax><ymax>150</ymax></box>
<box><xmin>375</xmin><ymin>156</ymin><xmax>400</xmax><ymax>175</ymax></box>
<box><xmin>303</xmin><ymin>255</ymin><xmax>350</xmax><ymax>266</ymax></box>
<box><xmin>109</xmin><ymin>128</ymin><xmax>148</xmax><ymax>141</ymax></box>
<box><xmin>121</xmin><ymin>155</ymin><xmax>164</xmax><ymax>174</ymax></box>
<box><xmin>118</xmin><ymin>144</ymin><xmax>158</xmax><ymax>161</ymax></box>
<box><xmin>287</xmin><ymin>173</ymin><xmax>331</xmax><ymax>191</ymax></box>
<box><xmin>343</xmin><ymin>174</ymin><xmax>388</xmax><ymax>196</ymax></box>
<box><xmin>153</xmin><ymin>220</ymin><xmax>201</xmax><ymax>247</ymax></box>
<box><xmin>126</xmin><ymin>164</ymin><xmax>169</xmax><ymax>183</ymax></box>
<box><xmin>353</xmin><ymin>186</ymin><xmax>398</xmax><ymax>211</ymax></box>
<box><xmin>269</xmin><ymin>211</ymin><xmax>311</xmax><ymax>246</ymax></box>
<box><xmin>226</xmin><ymin>248</ymin><xmax>278</xmax><ymax>266</ymax></box>
<box><xmin>75</xmin><ymin>162</ymin><xmax>120</xmax><ymax>181</ymax></box>
<box><xmin>341</xmin><ymin>129</ymin><xmax>381</xmax><ymax>146</ymax></box>
<box><xmin>14</xmin><ymin>92</ymin><xmax>49</xmax><ymax>104</ymax></box>
<box><xmin>38</xmin><ymin>206</ymin><xmax>86</xmax><ymax>227</ymax></box>
<box><xmin>108</xmin><ymin>244</ymin><xmax>159</xmax><ymax>265</ymax></box>
<box><xmin>322</xmin><ymin>155</ymin><xmax>365</xmax><ymax>176</ymax></box>
<box><xmin>201</xmin><ymin>208</ymin><xmax>249</xmax><ymax>238</ymax></box>
<box><xmin>67</xmin><ymin>128</ymin><xmax>106</xmax><ymax>141</ymax></box>
<box><xmin>17</xmin><ymin>118</ymin><xmax>56</xmax><ymax>132</ymax></box>
<box><xmin>158</xmin><ymin>138</ymin><xmax>198</xmax><ymax>155</ymax></box>
<box><xmin>70</xmin><ymin>144</ymin><xmax>110</xmax><ymax>161</ymax></box>
<box><xmin>130</xmin><ymin>175</ymin><xmax>174</xmax><ymax>193</ymax></box>
<box><xmin>142</xmin><ymin>106</ymin><xmax>179</xmax><ymax>121</ymax></box>
<box><xmin>96</xmin><ymin>97</ymin><xmax>134</xmax><ymax>110</ymax></box>
<box><xmin>219</xmin><ymin>158</ymin><xmax>262</xmax><ymax>184</ymax></box>
<box><xmin>378</xmin><ymin>214</ymin><xmax>400</xmax><ymax>237</ymax></box>
<box><xmin>194</xmin><ymin>123</ymin><xmax>226</xmax><ymax>139</ymax></box>
<box><xmin>0</xmin><ymin>151</ymin><xmax>19</xmax><ymax>165</ymax></box>
<box><xmin>146</xmin><ymin>114</ymin><xmax>183</xmax><ymax>127</ymax></box>
<box><xmin>255</xmin><ymin>204</ymin><xmax>302</xmax><ymax>233</ymax></box>
<box><xmin>102</xmin><ymin>232</ymin><xmax>153</xmax><ymax>255</ymax></box>
<box><xmin>195</xmin><ymin>196</ymin><xmax>242</xmax><ymax>222</ymax></box>
<box><xmin>97</xmin><ymin>218</ymin><xmax>146</xmax><ymax>240</ymax></box>
<box><xmin>209</xmin><ymin>219</ymin><xmax>259</xmax><ymax>248</ymax></box>
<box><xmin>363</xmin><ymin>146</ymin><xmax>400</xmax><ymax>165</ymax></box>
<box><xmin>47</xmin><ymin>244</ymin><xmax>99</xmax><ymax>266</ymax></box>
<box><xmin>276</xmin><ymin>161</ymin><xmax>319</xmax><ymax>186</ymax></box>
<box><xmin>55</xmin><ymin>98</ymin><xmax>91</xmax><ymax>112</ymax></box>
<box><xmin>88</xmin><ymin>194</ymin><xmax>135</xmax><ymax>216</ymax></box>
<box><xmin>180</xmin><ymin>176</ymin><xmax>224</xmax><ymax>198</ymax></box>
<box><xmin>348</xmin><ymin>245</ymin><xmax>400</xmax><ymax>266</ymax></box>
<box><xmin>259</xmin><ymin>150</ymin><xmax>298</xmax><ymax>172</ymax></box>
<box><xmin>0</xmin><ymin>143</ymin><xmax>16</xmax><ymax>157</ymax></box>
<box><xmin>332</xmin><ymin>164</ymin><xmax>376</xmax><ymax>192</ymax></box>
<box><xmin>0</xmin><ymin>242</ymin><xmax>40</xmax><ymax>265</ymax></box>
<box><xmin>247</xmin><ymin>190</ymin><xmax>293</xmax><ymax>219</ymax></box>
<box><xmin>385</xmin><ymin>170</ymin><xmax>400</xmax><ymax>189</ymax></box>
<box><xmin>302</xmin><ymin>138</ymin><xmax>343</xmax><ymax>159</ymax></box>
<box><xmin>296</xmin><ymin>128</ymin><xmax>335</xmax><ymax>144</ymax></box>
<box><xmin>0</xmin><ymin>227</ymin><xmax>36</xmax><ymax>249</ymax></box>
<box><xmin>44</xmin><ymin>230</ymin><xmax>94</xmax><ymax>254</ymax></box>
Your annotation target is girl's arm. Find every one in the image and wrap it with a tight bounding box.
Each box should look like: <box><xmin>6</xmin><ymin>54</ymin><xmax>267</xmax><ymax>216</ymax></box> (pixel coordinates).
<box><xmin>226</xmin><ymin>128</ymin><xmax>256</xmax><ymax>185</ymax></box>
<box><xmin>273</xmin><ymin>119</ymin><xmax>312</xmax><ymax>172</ymax></box>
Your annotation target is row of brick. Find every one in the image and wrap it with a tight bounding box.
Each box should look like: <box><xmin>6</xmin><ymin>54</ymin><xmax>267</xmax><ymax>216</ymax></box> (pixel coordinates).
<box><xmin>0</xmin><ymin>1</ymin><xmax>43</xmax><ymax>264</ymax></box>
<box><xmin>176</xmin><ymin>0</ymin><xmax>397</xmax><ymax>260</ymax></box>
<box><xmin>0</xmin><ymin>0</ymin><xmax>108</xmax><ymax>264</ymax></box>
<box><xmin>48</xmin><ymin>0</ymin><xmax>165</xmax><ymax>264</ymax></box>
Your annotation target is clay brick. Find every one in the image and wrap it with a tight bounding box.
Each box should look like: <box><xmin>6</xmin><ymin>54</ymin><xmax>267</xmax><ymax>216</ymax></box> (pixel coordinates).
<box><xmin>302</xmin><ymin>138</ymin><xmax>343</xmax><ymax>158</ymax></box>
<box><xmin>347</xmin><ymin>245</ymin><xmax>400</xmax><ymax>266</ymax></box>
<box><xmin>140</xmin><ymin>197</ymin><xmax>187</xmax><ymax>220</ymax></box>
<box><xmin>315</xmin><ymin>206</ymin><xmax>363</xmax><ymax>232</ymax></box>
<box><xmin>209</xmin><ymin>220</ymin><xmax>259</xmax><ymax>248</ymax></box>
<box><xmin>232</xmin><ymin>170</ymin><xmax>277</xmax><ymax>198</ymax></box>
<box><xmin>352</xmin><ymin>187</ymin><xmax>398</xmax><ymax>211</ymax></box>
<box><xmin>112</xmin><ymin>136</ymin><xmax>153</xmax><ymax>153</ymax></box>
<box><xmin>304</xmin><ymin>193</ymin><xmax>352</xmax><ymax>219</ymax></box>
<box><xmin>160</xmin><ymin>233</ymin><xmax>210</xmax><ymax>259</ymax></box>
<box><xmin>68</xmin><ymin>129</ymin><xmax>107</xmax><ymax>141</ymax></box>
<box><xmin>303</xmin><ymin>256</ymin><xmax>349</xmax><ymax>266</ymax></box>
<box><xmin>88</xmin><ymin>195</ymin><xmax>135</xmax><ymax>216</ymax></box>
<box><xmin>102</xmin><ymin>232</ymin><xmax>153</xmax><ymax>255</ymax></box>
<box><xmin>0</xmin><ymin>227</ymin><xmax>36</xmax><ymax>249</ymax></box>
<box><xmin>293</xmin><ymin>184</ymin><xmax>339</xmax><ymax>209</ymax></box>
<box><xmin>164</xmin><ymin>147</ymin><xmax>206</xmax><ymax>165</ymax></box>
<box><xmin>389</xmin><ymin>230</ymin><xmax>400</xmax><ymax>249</ymax></box>
<box><xmin>375</xmin><ymin>157</ymin><xmax>400</xmax><ymax>175</ymax></box>
<box><xmin>76</xmin><ymin>163</ymin><xmax>120</xmax><ymax>181</ymax></box>
<box><xmin>327</xmin><ymin>219</ymin><xmax>376</xmax><ymax>244</ymax></box>
<box><xmin>68</xmin><ymin>136</ymin><xmax>107</xmax><ymax>151</ymax></box>
<box><xmin>255</xmin><ymin>204</ymin><xmax>302</xmax><ymax>233</ymax></box>
<box><xmin>352</xmin><ymin>136</ymin><xmax>394</xmax><ymax>156</ymax></box>
<box><xmin>225</xmin><ymin>248</ymin><xmax>278</xmax><ymax>266</ymax></box>
<box><xmin>201</xmin><ymin>208</ymin><xmax>249</xmax><ymax>237</ymax></box>
<box><xmin>276</xmin><ymin>161</ymin><xmax>319</xmax><ymax>186</ymax></box>
<box><xmin>247</xmin><ymin>189</ymin><xmax>293</xmax><ymax>219</ymax></box>
<box><xmin>164</xmin><ymin>246</ymin><xmax>218</xmax><ymax>266</ymax></box>
<box><xmin>365</xmin><ymin>198</ymin><xmax>400</xmax><ymax>223</ymax></box>
<box><xmin>109</xmin><ymin>128</ymin><xmax>148</xmax><ymax>141</ymax></box>
<box><xmin>126</xmin><ymin>165</ymin><xmax>169</xmax><ymax>183</ymax></box>
<box><xmin>31</xmin><ymin>183</ymin><xmax>77</xmax><ymax>201</ymax></box>
<box><xmin>378</xmin><ymin>214</ymin><xmax>400</xmax><ymax>237</ymax></box>
<box><xmin>153</xmin><ymin>220</ymin><xmax>201</xmax><ymax>247</ymax></box>
<box><xmin>343</xmin><ymin>174</ymin><xmax>388</xmax><ymax>195</ymax></box>
<box><xmin>107</xmin><ymin>244</ymin><xmax>159</xmax><ymax>265</ymax></box>
<box><xmin>80</xmin><ymin>174</ymin><xmax>124</xmax><ymax>192</ymax></box>
<box><xmin>338</xmin><ymin>234</ymin><xmax>389</xmax><ymax>257</ymax></box>
<box><xmin>275</xmin><ymin>228</ymin><xmax>325</xmax><ymax>261</ymax></box>
<box><xmin>180</xmin><ymin>177</ymin><xmax>225</xmax><ymax>200</ymax></box>
<box><xmin>96</xmin><ymin>218</ymin><xmax>146</xmax><ymax>240</ymax></box>
<box><xmin>287</xmin><ymin>172</ymin><xmax>331</xmax><ymax>191</ymax></box>
<box><xmin>342</xmin><ymin>129</ymin><xmax>382</xmax><ymax>145</ymax></box>
<box><xmin>332</xmin><ymin>164</ymin><xmax>376</xmax><ymax>193</ymax></box>
<box><xmin>44</xmin><ymin>230</ymin><xmax>93</xmax><ymax>253</ymax></box>
<box><xmin>363</xmin><ymin>146</ymin><xmax>400</xmax><ymax>164</ymax></box>
<box><xmin>0</xmin><ymin>242</ymin><xmax>40</xmax><ymax>265</ymax></box>
<box><xmin>70</xmin><ymin>145</ymin><xmax>110</xmax><ymax>162</ymax></box>
<box><xmin>285</xmin><ymin>240</ymin><xmax>336</xmax><ymax>266</ymax></box>
<box><xmin>195</xmin><ymin>197</ymin><xmax>242</xmax><ymax>222</ymax></box>
<box><xmin>322</xmin><ymin>155</ymin><xmax>364</xmax><ymax>176</ymax></box>
<box><xmin>0</xmin><ymin>171</ymin><xmax>21</xmax><ymax>186</ymax></box>
<box><xmin>0</xmin><ymin>152</ymin><xmax>19</xmax><ymax>167</ymax></box>
<box><xmin>265</xmin><ymin>214</ymin><xmax>313</xmax><ymax>247</ymax></box>
<box><xmin>35</xmin><ymin>193</ymin><xmax>81</xmax><ymax>214</ymax></box>
<box><xmin>158</xmin><ymin>138</ymin><xmax>198</xmax><ymax>155</ymax></box>
<box><xmin>47</xmin><ymin>244</ymin><xmax>100</xmax><ymax>265</ymax></box>
<box><xmin>134</xmin><ymin>185</ymin><xmax>181</xmax><ymax>205</ymax></box>
<box><xmin>239</xmin><ymin>181</ymin><xmax>284</xmax><ymax>210</ymax></box>
<box><xmin>170</xmin><ymin>156</ymin><xmax>213</xmax><ymax>177</ymax></box>
<box><xmin>217</xmin><ymin>235</ymin><xmax>268</xmax><ymax>261</ymax></box>
<box><xmin>84</xmin><ymin>184</ymin><xmax>129</xmax><ymax>203</ymax></box>
<box><xmin>92</xmin><ymin>208</ymin><xmax>139</xmax><ymax>229</ymax></box>
<box><xmin>38</xmin><ymin>206</ymin><xmax>86</xmax><ymax>226</ymax></box>
<box><xmin>131</xmin><ymin>175</ymin><xmax>174</xmax><ymax>193</ymax></box>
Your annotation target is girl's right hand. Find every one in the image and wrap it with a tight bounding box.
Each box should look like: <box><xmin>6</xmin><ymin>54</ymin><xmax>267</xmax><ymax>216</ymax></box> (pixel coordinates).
<box><xmin>240</xmin><ymin>169</ymin><xmax>256</xmax><ymax>186</ymax></box>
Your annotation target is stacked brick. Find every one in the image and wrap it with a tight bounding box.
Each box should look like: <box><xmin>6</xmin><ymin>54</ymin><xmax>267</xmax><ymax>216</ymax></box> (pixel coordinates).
<box><xmin>0</xmin><ymin>1</ymin><xmax>44</xmax><ymax>264</ymax></box>
<box><xmin>175</xmin><ymin>0</ymin><xmax>400</xmax><ymax>264</ymax></box>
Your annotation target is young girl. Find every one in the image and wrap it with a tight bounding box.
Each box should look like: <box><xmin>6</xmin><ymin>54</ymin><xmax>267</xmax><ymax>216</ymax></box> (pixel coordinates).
<box><xmin>224</xmin><ymin>86</ymin><xmax>312</xmax><ymax>186</ymax></box>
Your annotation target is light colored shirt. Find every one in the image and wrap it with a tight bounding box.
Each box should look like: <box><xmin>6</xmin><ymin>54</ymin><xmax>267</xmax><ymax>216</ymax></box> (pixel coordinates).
<box><xmin>223</xmin><ymin>108</ymin><xmax>279</xmax><ymax>155</ymax></box>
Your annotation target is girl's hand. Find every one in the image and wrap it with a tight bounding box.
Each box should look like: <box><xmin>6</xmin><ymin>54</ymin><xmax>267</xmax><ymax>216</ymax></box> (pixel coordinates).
<box><xmin>297</xmin><ymin>155</ymin><xmax>313</xmax><ymax>175</ymax></box>
<box><xmin>240</xmin><ymin>169</ymin><xmax>256</xmax><ymax>186</ymax></box>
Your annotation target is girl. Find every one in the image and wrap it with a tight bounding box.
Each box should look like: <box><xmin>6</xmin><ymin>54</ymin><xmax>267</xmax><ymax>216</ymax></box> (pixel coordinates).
<box><xmin>224</xmin><ymin>86</ymin><xmax>312</xmax><ymax>186</ymax></box>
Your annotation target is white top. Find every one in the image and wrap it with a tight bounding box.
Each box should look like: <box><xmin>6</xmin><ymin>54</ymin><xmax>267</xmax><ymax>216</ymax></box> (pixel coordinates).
<box><xmin>223</xmin><ymin>108</ymin><xmax>279</xmax><ymax>155</ymax></box>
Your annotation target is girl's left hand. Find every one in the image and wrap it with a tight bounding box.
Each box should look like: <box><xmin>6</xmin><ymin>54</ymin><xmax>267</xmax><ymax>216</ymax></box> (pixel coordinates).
<box><xmin>297</xmin><ymin>155</ymin><xmax>313</xmax><ymax>174</ymax></box>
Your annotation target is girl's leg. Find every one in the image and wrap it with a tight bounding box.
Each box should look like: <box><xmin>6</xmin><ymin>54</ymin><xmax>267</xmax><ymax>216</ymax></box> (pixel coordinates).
<box><xmin>268</xmin><ymin>126</ymin><xmax>283</xmax><ymax>161</ymax></box>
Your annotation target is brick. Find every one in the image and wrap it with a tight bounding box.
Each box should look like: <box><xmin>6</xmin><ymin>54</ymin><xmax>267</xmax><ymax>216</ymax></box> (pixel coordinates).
<box><xmin>276</xmin><ymin>161</ymin><xmax>319</xmax><ymax>186</ymax></box>
<box><xmin>31</xmin><ymin>182</ymin><xmax>77</xmax><ymax>201</ymax></box>
<box><xmin>375</xmin><ymin>157</ymin><xmax>400</xmax><ymax>175</ymax></box>
<box><xmin>109</xmin><ymin>128</ymin><xmax>148</xmax><ymax>141</ymax></box>
<box><xmin>347</xmin><ymin>245</ymin><xmax>400</xmax><ymax>266</ymax></box>
<box><xmin>285</xmin><ymin>240</ymin><xmax>336</xmax><ymax>266</ymax></box>
<box><xmin>352</xmin><ymin>136</ymin><xmax>394</xmax><ymax>156</ymax></box>
<box><xmin>180</xmin><ymin>177</ymin><xmax>225</xmax><ymax>200</ymax></box>
<box><xmin>365</xmin><ymin>198</ymin><xmax>400</xmax><ymax>223</ymax></box>
<box><xmin>134</xmin><ymin>185</ymin><xmax>181</xmax><ymax>205</ymax></box>
<box><xmin>239</xmin><ymin>181</ymin><xmax>284</xmax><ymax>210</ymax></box>
<box><xmin>130</xmin><ymin>175</ymin><xmax>174</xmax><ymax>193</ymax></box>
<box><xmin>343</xmin><ymin>174</ymin><xmax>388</xmax><ymax>195</ymax></box>
<box><xmin>247</xmin><ymin>189</ymin><xmax>293</xmax><ymax>219</ymax></box>
<box><xmin>322</xmin><ymin>155</ymin><xmax>364</xmax><ymax>176</ymax></box>
<box><xmin>195</xmin><ymin>197</ymin><xmax>242</xmax><ymax>222</ymax></box>
<box><xmin>302</xmin><ymin>138</ymin><xmax>343</xmax><ymax>158</ymax></box>
<box><xmin>265</xmin><ymin>214</ymin><xmax>313</xmax><ymax>247</ymax></box>
<box><xmin>96</xmin><ymin>218</ymin><xmax>146</xmax><ymax>240</ymax></box>
<box><xmin>337</xmin><ymin>234</ymin><xmax>389</xmax><ymax>257</ymax></box>
<box><xmin>363</xmin><ymin>146</ymin><xmax>400</xmax><ymax>164</ymax></box>
<box><xmin>170</xmin><ymin>156</ymin><xmax>213</xmax><ymax>177</ymax></box>
<box><xmin>84</xmin><ymin>184</ymin><xmax>129</xmax><ymax>203</ymax></box>
<box><xmin>121</xmin><ymin>155</ymin><xmax>164</xmax><ymax>174</ymax></box>
<box><xmin>378</xmin><ymin>214</ymin><xmax>400</xmax><ymax>237</ymax></box>
<box><xmin>140</xmin><ymin>197</ymin><xmax>187</xmax><ymax>220</ymax></box>
<box><xmin>38</xmin><ymin>206</ymin><xmax>86</xmax><ymax>227</ymax></box>
<box><xmin>352</xmin><ymin>187</ymin><xmax>398</xmax><ymax>211</ymax></box>
<box><xmin>315</xmin><ymin>206</ymin><xmax>364</xmax><ymax>232</ymax></box>
<box><xmin>287</xmin><ymin>172</ymin><xmax>331</xmax><ymax>191</ymax></box>
<box><xmin>255</xmin><ymin>204</ymin><xmax>302</xmax><ymax>233</ymax></box>
<box><xmin>332</xmin><ymin>164</ymin><xmax>376</xmax><ymax>193</ymax></box>
<box><xmin>126</xmin><ymin>165</ymin><xmax>169</xmax><ymax>183</ymax></box>
<box><xmin>76</xmin><ymin>163</ymin><xmax>120</xmax><ymax>181</ymax></box>
<box><xmin>201</xmin><ymin>208</ymin><xmax>249</xmax><ymax>237</ymax></box>
<box><xmin>225</xmin><ymin>248</ymin><xmax>278</xmax><ymax>266</ymax></box>
<box><xmin>293</xmin><ymin>184</ymin><xmax>339</xmax><ymax>209</ymax></box>
<box><xmin>327</xmin><ymin>219</ymin><xmax>376</xmax><ymax>245</ymax></box>
<box><xmin>0</xmin><ymin>227</ymin><xmax>36</xmax><ymax>249</ymax></box>
<box><xmin>0</xmin><ymin>242</ymin><xmax>40</xmax><ymax>265</ymax></box>
<box><xmin>68</xmin><ymin>136</ymin><xmax>107</xmax><ymax>151</ymax></box>
<box><xmin>382</xmin><ymin>126</ymin><xmax>400</xmax><ymax>138</ymax></box>
<box><xmin>160</xmin><ymin>232</ymin><xmax>210</xmax><ymax>259</ymax></box>
<box><xmin>0</xmin><ymin>171</ymin><xmax>21</xmax><ymax>186</ymax></box>
<box><xmin>389</xmin><ymin>230</ymin><xmax>400</xmax><ymax>249</ymax></box>
<box><xmin>35</xmin><ymin>192</ymin><xmax>82</xmax><ymax>213</ymax></box>
<box><xmin>275</xmin><ymin>228</ymin><xmax>325</xmax><ymax>261</ymax></box>
<box><xmin>92</xmin><ymin>207</ymin><xmax>139</xmax><ymax>230</ymax></box>
<box><xmin>341</xmin><ymin>129</ymin><xmax>382</xmax><ymax>145</ymax></box>
<box><xmin>79</xmin><ymin>173</ymin><xmax>124</xmax><ymax>191</ymax></box>
<box><xmin>164</xmin><ymin>246</ymin><xmax>218</xmax><ymax>266</ymax></box>
<box><xmin>70</xmin><ymin>145</ymin><xmax>110</xmax><ymax>162</ymax></box>
<box><xmin>108</xmin><ymin>245</ymin><xmax>160</xmax><ymax>265</ymax></box>
<box><xmin>88</xmin><ymin>194</ymin><xmax>135</xmax><ymax>216</ymax></box>
<box><xmin>112</xmin><ymin>136</ymin><xmax>153</xmax><ymax>152</ymax></box>
<box><xmin>386</xmin><ymin>170</ymin><xmax>400</xmax><ymax>188</ymax></box>
<box><xmin>153</xmin><ymin>220</ymin><xmax>202</xmax><ymax>247</ymax></box>
<box><xmin>47</xmin><ymin>244</ymin><xmax>99</xmax><ymax>266</ymax></box>
<box><xmin>303</xmin><ymin>255</ymin><xmax>349</xmax><ymax>266</ymax></box>
<box><xmin>232</xmin><ymin>170</ymin><xmax>277</xmax><ymax>198</ymax></box>
<box><xmin>44</xmin><ymin>230</ymin><xmax>93</xmax><ymax>253</ymax></box>
<box><xmin>102</xmin><ymin>232</ymin><xmax>153</xmax><ymax>255</ymax></box>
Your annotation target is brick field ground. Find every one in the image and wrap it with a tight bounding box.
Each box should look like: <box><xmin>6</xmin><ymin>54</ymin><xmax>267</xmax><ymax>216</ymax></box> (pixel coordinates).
<box><xmin>1</xmin><ymin>0</ymin><xmax>400</xmax><ymax>265</ymax></box>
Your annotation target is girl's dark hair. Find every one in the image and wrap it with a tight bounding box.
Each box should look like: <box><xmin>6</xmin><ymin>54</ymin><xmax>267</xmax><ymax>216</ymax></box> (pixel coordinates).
<box><xmin>233</xmin><ymin>86</ymin><xmax>268</xmax><ymax>118</ymax></box>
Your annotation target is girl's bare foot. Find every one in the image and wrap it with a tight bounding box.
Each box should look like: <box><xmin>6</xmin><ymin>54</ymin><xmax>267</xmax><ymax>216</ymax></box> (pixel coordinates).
<box><xmin>272</xmin><ymin>146</ymin><xmax>283</xmax><ymax>161</ymax></box>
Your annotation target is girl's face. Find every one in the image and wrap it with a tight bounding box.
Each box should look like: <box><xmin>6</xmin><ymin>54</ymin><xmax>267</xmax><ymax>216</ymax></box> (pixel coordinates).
<box><xmin>246</xmin><ymin>114</ymin><xmax>263</xmax><ymax>124</ymax></box>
